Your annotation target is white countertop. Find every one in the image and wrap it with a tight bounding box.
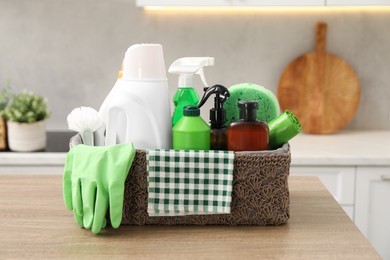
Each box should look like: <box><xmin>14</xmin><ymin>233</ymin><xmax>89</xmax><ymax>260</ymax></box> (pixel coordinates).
<box><xmin>0</xmin><ymin>152</ymin><xmax>66</xmax><ymax>166</ymax></box>
<box><xmin>290</xmin><ymin>130</ymin><xmax>390</xmax><ymax>166</ymax></box>
<box><xmin>1</xmin><ymin>130</ymin><xmax>389</xmax><ymax>171</ymax></box>
<box><xmin>0</xmin><ymin>152</ymin><xmax>67</xmax><ymax>174</ymax></box>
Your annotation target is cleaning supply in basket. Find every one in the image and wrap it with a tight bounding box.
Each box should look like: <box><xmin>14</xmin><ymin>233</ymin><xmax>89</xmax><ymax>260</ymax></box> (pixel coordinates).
<box><xmin>173</xmin><ymin>105</ymin><xmax>210</xmax><ymax>150</ymax></box>
<box><xmin>63</xmin><ymin>143</ymin><xmax>136</xmax><ymax>233</ymax></box>
<box><xmin>268</xmin><ymin>110</ymin><xmax>301</xmax><ymax>149</ymax></box>
<box><xmin>146</xmin><ymin>149</ymin><xmax>235</xmax><ymax>216</ymax></box>
<box><xmin>99</xmin><ymin>43</ymin><xmax>171</xmax><ymax>149</ymax></box>
<box><xmin>227</xmin><ymin>101</ymin><xmax>269</xmax><ymax>151</ymax></box>
<box><xmin>197</xmin><ymin>84</ymin><xmax>230</xmax><ymax>150</ymax></box>
<box><xmin>67</xmin><ymin>107</ymin><xmax>103</xmax><ymax>146</ymax></box>
<box><xmin>169</xmin><ymin>57</ymin><xmax>215</xmax><ymax>126</ymax></box>
<box><xmin>69</xmin><ymin>135</ymin><xmax>291</xmax><ymax>226</ymax></box>
<box><xmin>224</xmin><ymin>83</ymin><xmax>280</xmax><ymax>126</ymax></box>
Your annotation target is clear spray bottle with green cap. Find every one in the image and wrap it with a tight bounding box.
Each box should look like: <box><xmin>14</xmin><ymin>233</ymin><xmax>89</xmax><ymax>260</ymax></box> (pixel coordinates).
<box><xmin>169</xmin><ymin>57</ymin><xmax>214</xmax><ymax>127</ymax></box>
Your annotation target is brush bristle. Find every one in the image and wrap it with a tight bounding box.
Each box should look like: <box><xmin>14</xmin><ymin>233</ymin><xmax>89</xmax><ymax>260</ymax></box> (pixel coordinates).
<box><xmin>67</xmin><ymin>106</ymin><xmax>103</xmax><ymax>133</ymax></box>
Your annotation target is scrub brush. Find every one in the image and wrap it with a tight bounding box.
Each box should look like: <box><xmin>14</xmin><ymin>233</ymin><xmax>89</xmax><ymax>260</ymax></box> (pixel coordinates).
<box><xmin>67</xmin><ymin>107</ymin><xmax>103</xmax><ymax>146</ymax></box>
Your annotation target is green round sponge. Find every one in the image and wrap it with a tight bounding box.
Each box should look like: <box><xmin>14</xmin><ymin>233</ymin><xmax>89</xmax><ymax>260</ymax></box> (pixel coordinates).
<box><xmin>224</xmin><ymin>83</ymin><xmax>281</xmax><ymax>125</ymax></box>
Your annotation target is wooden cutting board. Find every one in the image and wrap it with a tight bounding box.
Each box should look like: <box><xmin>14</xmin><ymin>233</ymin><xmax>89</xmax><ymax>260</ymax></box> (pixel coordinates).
<box><xmin>277</xmin><ymin>22</ymin><xmax>360</xmax><ymax>134</ymax></box>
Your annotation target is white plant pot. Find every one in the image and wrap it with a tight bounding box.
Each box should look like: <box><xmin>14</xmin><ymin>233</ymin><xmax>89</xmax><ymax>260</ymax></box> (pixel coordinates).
<box><xmin>7</xmin><ymin>120</ymin><xmax>46</xmax><ymax>152</ymax></box>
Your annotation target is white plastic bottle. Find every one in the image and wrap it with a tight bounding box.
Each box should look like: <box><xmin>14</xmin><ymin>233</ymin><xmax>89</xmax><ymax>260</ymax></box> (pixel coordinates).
<box><xmin>99</xmin><ymin>44</ymin><xmax>172</xmax><ymax>149</ymax></box>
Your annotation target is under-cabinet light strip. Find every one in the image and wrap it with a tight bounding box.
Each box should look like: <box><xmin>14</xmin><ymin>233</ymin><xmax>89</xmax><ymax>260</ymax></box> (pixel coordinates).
<box><xmin>137</xmin><ymin>0</ymin><xmax>390</xmax><ymax>7</ymax></box>
<box><xmin>136</xmin><ymin>0</ymin><xmax>325</xmax><ymax>7</ymax></box>
<box><xmin>142</xmin><ymin>6</ymin><xmax>390</xmax><ymax>12</ymax></box>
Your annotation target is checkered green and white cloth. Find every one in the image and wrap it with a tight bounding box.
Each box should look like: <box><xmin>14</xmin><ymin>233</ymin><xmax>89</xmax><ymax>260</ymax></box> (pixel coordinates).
<box><xmin>146</xmin><ymin>149</ymin><xmax>235</xmax><ymax>216</ymax></box>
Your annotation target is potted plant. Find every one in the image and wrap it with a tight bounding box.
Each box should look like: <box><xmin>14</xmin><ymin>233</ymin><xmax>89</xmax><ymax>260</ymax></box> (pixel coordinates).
<box><xmin>2</xmin><ymin>90</ymin><xmax>50</xmax><ymax>152</ymax></box>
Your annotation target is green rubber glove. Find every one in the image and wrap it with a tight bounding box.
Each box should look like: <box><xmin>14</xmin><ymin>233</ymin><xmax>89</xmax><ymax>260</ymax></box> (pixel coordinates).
<box><xmin>63</xmin><ymin>143</ymin><xmax>135</xmax><ymax>233</ymax></box>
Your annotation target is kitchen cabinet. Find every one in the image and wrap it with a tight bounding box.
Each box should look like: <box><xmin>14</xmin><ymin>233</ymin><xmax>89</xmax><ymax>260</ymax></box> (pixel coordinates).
<box><xmin>136</xmin><ymin>0</ymin><xmax>325</xmax><ymax>7</ymax></box>
<box><xmin>327</xmin><ymin>0</ymin><xmax>390</xmax><ymax>5</ymax></box>
<box><xmin>355</xmin><ymin>167</ymin><xmax>390</xmax><ymax>260</ymax></box>
<box><xmin>0</xmin><ymin>153</ymin><xmax>66</xmax><ymax>175</ymax></box>
<box><xmin>0</xmin><ymin>131</ymin><xmax>70</xmax><ymax>175</ymax></box>
<box><xmin>290</xmin><ymin>166</ymin><xmax>355</xmax><ymax>220</ymax></box>
<box><xmin>136</xmin><ymin>0</ymin><xmax>390</xmax><ymax>7</ymax></box>
<box><xmin>291</xmin><ymin>165</ymin><xmax>390</xmax><ymax>258</ymax></box>
<box><xmin>289</xmin><ymin>130</ymin><xmax>390</xmax><ymax>260</ymax></box>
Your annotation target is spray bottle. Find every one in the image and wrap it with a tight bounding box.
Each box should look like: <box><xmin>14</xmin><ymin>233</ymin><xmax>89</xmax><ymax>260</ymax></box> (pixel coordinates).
<box><xmin>198</xmin><ymin>84</ymin><xmax>230</xmax><ymax>150</ymax></box>
<box><xmin>169</xmin><ymin>57</ymin><xmax>214</xmax><ymax>127</ymax></box>
<box><xmin>99</xmin><ymin>44</ymin><xmax>171</xmax><ymax>149</ymax></box>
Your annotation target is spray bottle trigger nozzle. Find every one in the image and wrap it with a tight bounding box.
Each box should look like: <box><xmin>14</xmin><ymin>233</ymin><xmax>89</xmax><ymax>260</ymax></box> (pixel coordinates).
<box><xmin>196</xmin><ymin>68</ymin><xmax>209</xmax><ymax>88</ymax></box>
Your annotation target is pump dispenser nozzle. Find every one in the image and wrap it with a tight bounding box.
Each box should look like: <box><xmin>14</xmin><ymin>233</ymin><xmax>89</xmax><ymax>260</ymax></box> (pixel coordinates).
<box><xmin>198</xmin><ymin>84</ymin><xmax>230</xmax><ymax>128</ymax></box>
<box><xmin>197</xmin><ymin>84</ymin><xmax>230</xmax><ymax>150</ymax></box>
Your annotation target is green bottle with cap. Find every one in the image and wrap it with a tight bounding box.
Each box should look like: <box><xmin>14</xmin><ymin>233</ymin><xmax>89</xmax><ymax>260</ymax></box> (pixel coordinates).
<box><xmin>173</xmin><ymin>105</ymin><xmax>210</xmax><ymax>150</ymax></box>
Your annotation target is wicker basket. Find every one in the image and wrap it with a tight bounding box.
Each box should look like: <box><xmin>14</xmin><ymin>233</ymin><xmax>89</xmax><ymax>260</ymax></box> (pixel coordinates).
<box><xmin>70</xmin><ymin>135</ymin><xmax>290</xmax><ymax>226</ymax></box>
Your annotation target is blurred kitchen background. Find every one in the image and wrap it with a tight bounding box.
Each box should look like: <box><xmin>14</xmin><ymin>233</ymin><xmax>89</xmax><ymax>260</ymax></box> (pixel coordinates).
<box><xmin>0</xmin><ymin>0</ymin><xmax>389</xmax><ymax>131</ymax></box>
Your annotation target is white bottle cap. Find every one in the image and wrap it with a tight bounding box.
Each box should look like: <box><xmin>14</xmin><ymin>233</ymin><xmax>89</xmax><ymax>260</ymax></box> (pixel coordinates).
<box><xmin>122</xmin><ymin>44</ymin><xmax>167</xmax><ymax>81</ymax></box>
<box><xmin>178</xmin><ymin>75</ymin><xmax>193</xmax><ymax>88</ymax></box>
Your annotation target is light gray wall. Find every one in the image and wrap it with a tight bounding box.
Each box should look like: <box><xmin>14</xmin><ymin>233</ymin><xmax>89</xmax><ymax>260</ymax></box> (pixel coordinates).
<box><xmin>1</xmin><ymin>0</ymin><xmax>389</xmax><ymax>131</ymax></box>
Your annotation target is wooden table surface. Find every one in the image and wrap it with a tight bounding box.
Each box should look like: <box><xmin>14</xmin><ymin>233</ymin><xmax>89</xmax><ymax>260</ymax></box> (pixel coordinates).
<box><xmin>0</xmin><ymin>175</ymin><xmax>380</xmax><ymax>259</ymax></box>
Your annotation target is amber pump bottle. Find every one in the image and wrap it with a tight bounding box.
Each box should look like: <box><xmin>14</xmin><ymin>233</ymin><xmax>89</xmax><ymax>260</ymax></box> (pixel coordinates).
<box><xmin>227</xmin><ymin>101</ymin><xmax>269</xmax><ymax>151</ymax></box>
<box><xmin>198</xmin><ymin>85</ymin><xmax>230</xmax><ymax>150</ymax></box>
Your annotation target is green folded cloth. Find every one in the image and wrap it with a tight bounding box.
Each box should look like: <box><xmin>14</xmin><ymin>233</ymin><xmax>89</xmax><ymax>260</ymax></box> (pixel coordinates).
<box><xmin>269</xmin><ymin>110</ymin><xmax>301</xmax><ymax>150</ymax></box>
<box><xmin>146</xmin><ymin>149</ymin><xmax>235</xmax><ymax>216</ymax></box>
<box><xmin>63</xmin><ymin>143</ymin><xmax>135</xmax><ymax>233</ymax></box>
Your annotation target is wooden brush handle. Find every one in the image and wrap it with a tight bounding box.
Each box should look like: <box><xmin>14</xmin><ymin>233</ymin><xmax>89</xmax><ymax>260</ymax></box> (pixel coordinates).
<box><xmin>316</xmin><ymin>22</ymin><xmax>327</xmax><ymax>54</ymax></box>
